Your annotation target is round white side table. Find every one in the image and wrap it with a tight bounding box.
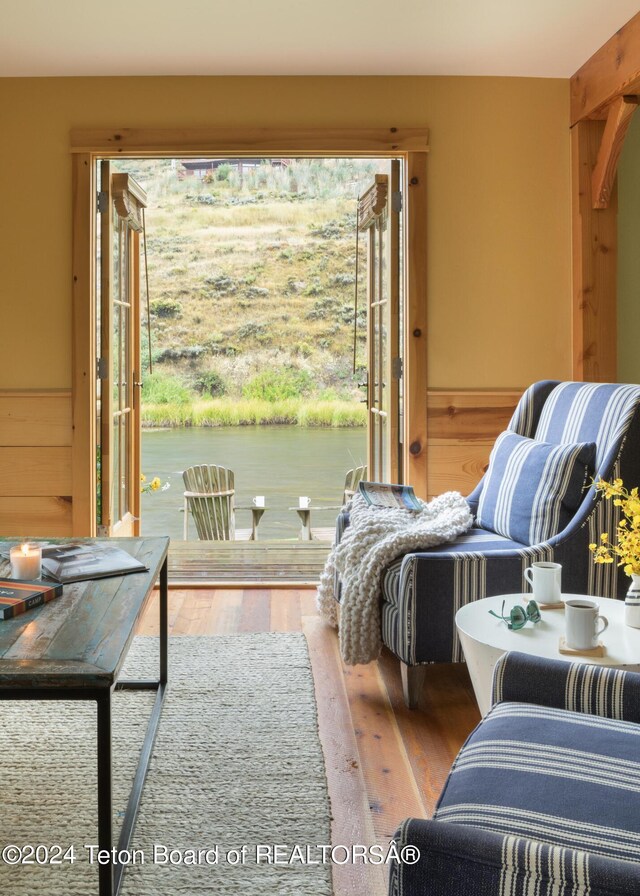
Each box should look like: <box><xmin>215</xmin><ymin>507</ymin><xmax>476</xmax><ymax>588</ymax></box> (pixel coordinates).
<box><xmin>455</xmin><ymin>593</ymin><xmax>640</xmax><ymax>717</ymax></box>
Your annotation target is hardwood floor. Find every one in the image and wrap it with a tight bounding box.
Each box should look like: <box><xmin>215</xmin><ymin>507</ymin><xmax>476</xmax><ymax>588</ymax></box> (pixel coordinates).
<box><xmin>138</xmin><ymin>588</ymin><xmax>480</xmax><ymax>896</ymax></box>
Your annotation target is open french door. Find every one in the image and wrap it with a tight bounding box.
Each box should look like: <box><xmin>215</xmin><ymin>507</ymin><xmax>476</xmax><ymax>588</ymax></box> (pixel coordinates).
<box><xmin>359</xmin><ymin>160</ymin><xmax>403</xmax><ymax>483</ymax></box>
<box><xmin>97</xmin><ymin>162</ymin><xmax>147</xmax><ymax>536</ymax></box>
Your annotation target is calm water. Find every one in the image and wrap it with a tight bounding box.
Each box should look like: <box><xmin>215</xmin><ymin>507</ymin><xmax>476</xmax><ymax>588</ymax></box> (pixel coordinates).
<box><xmin>141</xmin><ymin>426</ymin><xmax>366</xmax><ymax>540</ymax></box>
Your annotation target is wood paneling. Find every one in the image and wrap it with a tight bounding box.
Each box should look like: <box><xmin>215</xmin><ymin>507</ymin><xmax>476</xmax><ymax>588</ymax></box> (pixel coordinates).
<box><xmin>427</xmin><ymin>441</ymin><xmax>493</xmax><ymax>498</ymax></box>
<box><xmin>570</xmin><ymin>11</ymin><xmax>640</xmax><ymax>125</ymax></box>
<box><xmin>0</xmin><ymin>392</ymin><xmax>72</xmax><ymax>446</ymax></box>
<box><xmin>0</xmin><ymin>497</ymin><xmax>72</xmax><ymax>537</ymax></box>
<box><xmin>426</xmin><ymin>390</ymin><xmax>519</xmax><ymax>497</ymax></box>
<box><xmin>427</xmin><ymin>391</ymin><xmax>519</xmax><ymax>440</ymax></box>
<box><xmin>571</xmin><ymin>121</ymin><xmax>618</xmax><ymax>382</ymax></box>
<box><xmin>0</xmin><ymin>390</ymin><xmax>73</xmax><ymax>536</ymax></box>
<box><xmin>70</xmin><ymin>127</ymin><xmax>430</xmax><ymax>156</ymax></box>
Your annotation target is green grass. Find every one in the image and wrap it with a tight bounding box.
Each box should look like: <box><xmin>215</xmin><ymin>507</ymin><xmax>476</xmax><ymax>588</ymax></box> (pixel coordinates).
<box><xmin>141</xmin><ymin>398</ymin><xmax>366</xmax><ymax>428</ymax></box>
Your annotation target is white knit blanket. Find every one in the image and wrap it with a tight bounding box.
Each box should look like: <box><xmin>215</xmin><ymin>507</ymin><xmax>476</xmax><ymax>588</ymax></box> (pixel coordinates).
<box><xmin>317</xmin><ymin>491</ymin><xmax>473</xmax><ymax>665</ymax></box>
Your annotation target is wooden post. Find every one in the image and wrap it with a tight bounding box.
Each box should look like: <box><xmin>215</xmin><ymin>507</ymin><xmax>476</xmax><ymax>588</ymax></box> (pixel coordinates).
<box><xmin>405</xmin><ymin>153</ymin><xmax>428</xmax><ymax>497</ymax></box>
<box><xmin>571</xmin><ymin>121</ymin><xmax>618</xmax><ymax>382</ymax></box>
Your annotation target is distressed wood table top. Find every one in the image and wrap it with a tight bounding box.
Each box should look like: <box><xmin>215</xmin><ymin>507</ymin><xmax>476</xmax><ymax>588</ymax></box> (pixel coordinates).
<box><xmin>0</xmin><ymin>537</ymin><xmax>169</xmax><ymax>689</ymax></box>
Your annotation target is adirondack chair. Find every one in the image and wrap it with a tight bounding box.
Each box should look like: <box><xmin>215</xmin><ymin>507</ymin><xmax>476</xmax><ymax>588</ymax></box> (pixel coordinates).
<box><xmin>342</xmin><ymin>464</ymin><xmax>367</xmax><ymax>504</ymax></box>
<box><xmin>182</xmin><ymin>464</ymin><xmax>261</xmax><ymax>541</ymax></box>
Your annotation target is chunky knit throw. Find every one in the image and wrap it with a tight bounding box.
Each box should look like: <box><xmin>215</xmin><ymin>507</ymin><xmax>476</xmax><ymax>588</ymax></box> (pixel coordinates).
<box><xmin>317</xmin><ymin>491</ymin><xmax>473</xmax><ymax>665</ymax></box>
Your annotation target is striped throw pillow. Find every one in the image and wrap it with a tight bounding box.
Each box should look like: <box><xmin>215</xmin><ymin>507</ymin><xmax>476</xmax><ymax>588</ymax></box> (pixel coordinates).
<box><xmin>476</xmin><ymin>431</ymin><xmax>595</xmax><ymax>546</ymax></box>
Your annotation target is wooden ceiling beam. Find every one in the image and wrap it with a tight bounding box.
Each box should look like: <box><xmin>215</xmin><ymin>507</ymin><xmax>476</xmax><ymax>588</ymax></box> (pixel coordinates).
<box><xmin>591</xmin><ymin>95</ymin><xmax>639</xmax><ymax>209</ymax></box>
<box><xmin>571</xmin><ymin>11</ymin><xmax>640</xmax><ymax>126</ymax></box>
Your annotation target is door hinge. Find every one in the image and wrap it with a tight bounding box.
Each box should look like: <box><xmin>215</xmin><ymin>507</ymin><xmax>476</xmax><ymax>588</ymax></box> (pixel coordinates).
<box><xmin>392</xmin><ymin>190</ymin><xmax>402</xmax><ymax>213</ymax></box>
<box><xmin>96</xmin><ymin>357</ymin><xmax>108</xmax><ymax>380</ymax></box>
<box><xmin>97</xmin><ymin>190</ymin><xmax>109</xmax><ymax>214</ymax></box>
<box><xmin>392</xmin><ymin>356</ymin><xmax>403</xmax><ymax>379</ymax></box>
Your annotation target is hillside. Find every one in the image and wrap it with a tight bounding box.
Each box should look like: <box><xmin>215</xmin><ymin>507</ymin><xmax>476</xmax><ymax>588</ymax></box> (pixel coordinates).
<box><xmin>113</xmin><ymin>158</ymin><xmax>379</xmax><ymax>418</ymax></box>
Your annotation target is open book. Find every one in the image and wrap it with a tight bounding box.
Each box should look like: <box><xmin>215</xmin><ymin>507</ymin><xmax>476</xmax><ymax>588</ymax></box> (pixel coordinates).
<box><xmin>358</xmin><ymin>481</ymin><xmax>422</xmax><ymax>511</ymax></box>
<box><xmin>40</xmin><ymin>543</ymin><xmax>148</xmax><ymax>584</ymax></box>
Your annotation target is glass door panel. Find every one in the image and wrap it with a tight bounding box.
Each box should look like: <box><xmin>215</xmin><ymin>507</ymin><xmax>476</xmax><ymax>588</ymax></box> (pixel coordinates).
<box><xmin>99</xmin><ymin>162</ymin><xmax>146</xmax><ymax>536</ymax></box>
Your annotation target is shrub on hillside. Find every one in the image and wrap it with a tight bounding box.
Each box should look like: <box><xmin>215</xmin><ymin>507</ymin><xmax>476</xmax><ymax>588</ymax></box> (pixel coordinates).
<box><xmin>150</xmin><ymin>298</ymin><xmax>182</xmax><ymax>318</ymax></box>
<box><xmin>155</xmin><ymin>345</ymin><xmax>206</xmax><ymax>363</ymax></box>
<box><xmin>143</xmin><ymin>373</ymin><xmax>192</xmax><ymax>405</ymax></box>
<box><xmin>194</xmin><ymin>371</ymin><xmax>227</xmax><ymax>398</ymax></box>
<box><xmin>242</xmin><ymin>368</ymin><xmax>314</xmax><ymax>402</ymax></box>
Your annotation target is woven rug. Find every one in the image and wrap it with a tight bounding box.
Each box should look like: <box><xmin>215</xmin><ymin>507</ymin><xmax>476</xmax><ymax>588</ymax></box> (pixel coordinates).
<box><xmin>0</xmin><ymin>634</ymin><xmax>333</xmax><ymax>895</ymax></box>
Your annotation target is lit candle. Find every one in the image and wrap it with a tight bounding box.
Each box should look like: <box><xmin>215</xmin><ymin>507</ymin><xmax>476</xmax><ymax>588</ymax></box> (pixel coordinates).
<box><xmin>10</xmin><ymin>543</ymin><xmax>42</xmax><ymax>580</ymax></box>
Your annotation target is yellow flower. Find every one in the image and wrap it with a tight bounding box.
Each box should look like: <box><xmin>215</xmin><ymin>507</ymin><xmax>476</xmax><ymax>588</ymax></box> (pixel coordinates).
<box><xmin>588</xmin><ymin>543</ymin><xmax>597</xmax><ymax>551</ymax></box>
<box><xmin>140</xmin><ymin>473</ymin><xmax>147</xmax><ymax>483</ymax></box>
<box><xmin>151</xmin><ymin>477</ymin><xmax>161</xmax><ymax>491</ymax></box>
<box><xmin>600</xmin><ymin>532</ymin><xmax>609</xmax><ymax>543</ymax></box>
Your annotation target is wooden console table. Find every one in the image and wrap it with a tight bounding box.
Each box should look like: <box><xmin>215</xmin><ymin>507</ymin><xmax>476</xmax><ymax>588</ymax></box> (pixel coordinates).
<box><xmin>0</xmin><ymin>536</ymin><xmax>169</xmax><ymax>896</ymax></box>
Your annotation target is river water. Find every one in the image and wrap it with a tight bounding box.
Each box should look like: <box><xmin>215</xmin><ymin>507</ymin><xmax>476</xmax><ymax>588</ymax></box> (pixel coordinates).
<box><xmin>141</xmin><ymin>426</ymin><xmax>366</xmax><ymax>540</ymax></box>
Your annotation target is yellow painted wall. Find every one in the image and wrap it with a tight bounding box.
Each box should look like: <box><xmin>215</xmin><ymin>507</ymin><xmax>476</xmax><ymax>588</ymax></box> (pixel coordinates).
<box><xmin>0</xmin><ymin>76</ymin><xmax>571</xmax><ymax>391</ymax></box>
<box><xmin>618</xmin><ymin>113</ymin><xmax>640</xmax><ymax>384</ymax></box>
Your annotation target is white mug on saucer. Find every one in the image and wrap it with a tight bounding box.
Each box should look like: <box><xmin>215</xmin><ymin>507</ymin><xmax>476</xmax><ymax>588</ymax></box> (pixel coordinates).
<box><xmin>524</xmin><ymin>561</ymin><xmax>562</xmax><ymax>605</ymax></box>
<box><xmin>253</xmin><ymin>496</ymin><xmax>265</xmax><ymax>507</ymax></box>
<box><xmin>565</xmin><ymin>598</ymin><xmax>608</xmax><ymax>650</ymax></box>
<box><xmin>299</xmin><ymin>496</ymin><xmax>310</xmax><ymax>508</ymax></box>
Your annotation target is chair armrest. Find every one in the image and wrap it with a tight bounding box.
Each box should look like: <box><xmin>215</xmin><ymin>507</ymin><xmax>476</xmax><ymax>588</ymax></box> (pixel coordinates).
<box><xmin>492</xmin><ymin>651</ymin><xmax>640</xmax><ymax>723</ymax></box>
<box><xmin>389</xmin><ymin>818</ymin><xmax>640</xmax><ymax>896</ymax></box>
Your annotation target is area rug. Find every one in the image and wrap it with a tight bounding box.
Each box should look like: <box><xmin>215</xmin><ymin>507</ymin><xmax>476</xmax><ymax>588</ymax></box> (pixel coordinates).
<box><xmin>0</xmin><ymin>634</ymin><xmax>333</xmax><ymax>895</ymax></box>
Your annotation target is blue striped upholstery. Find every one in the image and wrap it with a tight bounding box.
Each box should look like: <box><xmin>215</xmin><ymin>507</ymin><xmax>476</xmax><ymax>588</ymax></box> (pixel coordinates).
<box><xmin>333</xmin><ymin>382</ymin><xmax>640</xmax><ymax>668</ymax></box>
<box><xmin>372</xmin><ymin>382</ymin><xmax>640</xmax><ymax>667</ymax></box>
<box><xmin>476</xmin><ymin>432</ymin><xmax>595</xmax><ymax>545</ymax></box>
<box><xmin>389</xmin><ymin>653</ymin><xmax>640</xmax><ymax>896</ymax></box>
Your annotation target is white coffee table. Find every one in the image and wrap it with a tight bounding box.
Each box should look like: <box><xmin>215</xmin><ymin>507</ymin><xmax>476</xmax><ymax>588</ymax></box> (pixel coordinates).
<box><xmin>455</xmin><ymin>593</ymin><xmax>640</xmax><ymax>716</ymax></box>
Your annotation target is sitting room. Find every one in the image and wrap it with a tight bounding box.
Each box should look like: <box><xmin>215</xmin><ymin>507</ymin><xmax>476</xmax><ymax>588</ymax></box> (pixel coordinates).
<box><xmin>2</xmin><ymin>3</ymin><xmax>640</xmax><ymax>895</ymax></box>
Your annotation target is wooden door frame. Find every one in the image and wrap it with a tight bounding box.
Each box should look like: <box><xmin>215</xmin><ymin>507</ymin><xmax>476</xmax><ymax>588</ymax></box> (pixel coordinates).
<box><xmin>71</xmin><ymin>128</ymin><xmax>429</xmax><ymax>535</ymax></box>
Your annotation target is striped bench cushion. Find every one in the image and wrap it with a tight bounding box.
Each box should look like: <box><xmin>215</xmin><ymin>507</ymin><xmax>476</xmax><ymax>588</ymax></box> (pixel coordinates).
<box><xmin>435</xmin><ymin>700</ymin><xmax>640</xmax><ymax>864</ymax></box>
<box><xmin>476</xmin><ymin>431</ymin><xmax>596</xmax><ymax>545</ymax></box>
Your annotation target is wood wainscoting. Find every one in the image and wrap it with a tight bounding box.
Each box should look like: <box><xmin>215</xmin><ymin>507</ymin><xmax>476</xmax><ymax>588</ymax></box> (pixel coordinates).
<box><xmin>0</xmin><ymin>390</ymin><xmax>73</xmax><ymax>536</ymax></box>
<box><xmin>426</xmin><ymin>390</ymin><xmax>520</xmax><ymax>498</ymax></box>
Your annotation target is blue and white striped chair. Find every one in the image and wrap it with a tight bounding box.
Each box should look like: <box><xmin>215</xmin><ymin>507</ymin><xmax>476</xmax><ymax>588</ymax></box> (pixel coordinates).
<box><xmin>389</xmin><ymin>651</ymin><xmax>640</xmax><ymax>896</ymax></box>
<box><xmin>342</xmin><ymin>381</ymin><xmax>640</xmax><ymax>706</ymax></box>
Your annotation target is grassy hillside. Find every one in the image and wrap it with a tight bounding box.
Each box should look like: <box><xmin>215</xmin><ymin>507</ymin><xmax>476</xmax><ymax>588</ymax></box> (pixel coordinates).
<box><xmin>113</xmin><ymin>158</ymin><xmax>379</xmax><ymax>424</ymax></box>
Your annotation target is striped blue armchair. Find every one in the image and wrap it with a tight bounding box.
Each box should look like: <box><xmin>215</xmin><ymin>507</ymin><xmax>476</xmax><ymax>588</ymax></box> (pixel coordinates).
<box><xmin>389</xmin><ymin>651</ymin><xmax>640</xmax><ymax>896</ymax></box>
<box><xmin>343</xmin><ymin>381</ymin><xmax>640</xmax><ymax>707</ymax></box>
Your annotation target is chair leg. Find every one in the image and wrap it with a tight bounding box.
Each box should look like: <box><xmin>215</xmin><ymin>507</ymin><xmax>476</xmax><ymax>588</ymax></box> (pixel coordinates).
<box><xmin>401</xmin><ymin>662</ymin><xmax>427</xmax><ymax>710</ymax></box>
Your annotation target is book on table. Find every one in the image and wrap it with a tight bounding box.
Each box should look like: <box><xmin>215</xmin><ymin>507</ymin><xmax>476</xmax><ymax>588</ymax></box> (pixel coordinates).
<box><xmin>0</xmin><ymin>579</ymin><xmax>63</xmax><ymax>620</ymax></box>
<box><xmin>358</xmin><ymin>481</ymin><xmax>422</xmax><ymax>511</ymax></box>
<box><xmin>39</xmin><ymin>542</ymin><xmax>148</xmax><ymax>584</ymax></box>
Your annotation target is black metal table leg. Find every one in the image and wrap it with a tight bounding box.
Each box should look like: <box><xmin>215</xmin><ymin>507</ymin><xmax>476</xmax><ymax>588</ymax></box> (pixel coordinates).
<box><xmin>160</xmin><ymin>555</ymin><xmax>168</xmax><ymax>685</ymax></box>
<box><xmin>97</xmin><ymin>692</ymin><xmax>114</xmax><ymax>896</ymax></box>
<box><xmin>112</xmin><ymin>554</ymin><xmax>169</xmax><ymax>895</ymax></box>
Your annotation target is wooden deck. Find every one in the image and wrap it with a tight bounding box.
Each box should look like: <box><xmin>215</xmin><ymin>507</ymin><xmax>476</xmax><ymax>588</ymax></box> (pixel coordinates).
<box><xmin>167</xmin><ymin>539</ymin><xmax>331</xmax><ymax>586</ymax></box>
<box><xmin>138</xmin><ymin>587</ymin><xmax>480</xmax><ymax>896</ymax></box>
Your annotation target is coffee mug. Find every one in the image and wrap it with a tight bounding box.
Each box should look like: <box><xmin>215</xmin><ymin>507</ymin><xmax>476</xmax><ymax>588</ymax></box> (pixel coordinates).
<box><xmin>565</xmin><ymin>598</ymin><xmax>608</xmax><ymax>650</ymax></box>
<box><xmin>253</xmin><ymin>496</ymin><xmax>265</xmax><ymax>507</ymax></box>
<box><xmin>299</xmin><ymin>496</ymin><xmax>310</xmax><ymax>508</ymax></box>
<box><xmin>524</xmin><ymin>561</ymin><xmax>562</xmax><ymax>605</ymax></box>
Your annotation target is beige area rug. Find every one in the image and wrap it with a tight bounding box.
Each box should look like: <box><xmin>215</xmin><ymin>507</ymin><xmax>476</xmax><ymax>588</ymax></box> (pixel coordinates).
<box><xmin>0</xmin><ymin>634</ymin><xmax>333</xmax><ymax>895</ymax></box>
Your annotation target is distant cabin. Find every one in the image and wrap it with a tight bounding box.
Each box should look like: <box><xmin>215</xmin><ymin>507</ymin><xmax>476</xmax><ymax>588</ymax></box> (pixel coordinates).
<box><xmin>179</xmin><ymin>158</ymin><xmax>291</xmax><ymax>179</ymax></box>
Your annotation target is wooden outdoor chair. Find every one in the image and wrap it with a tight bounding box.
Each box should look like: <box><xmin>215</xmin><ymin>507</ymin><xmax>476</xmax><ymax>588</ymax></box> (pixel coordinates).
<box><xmin>182</xmin><ymin>464</ymin><xmax>262</xmax><ymax>541</ymax></box>
<box><xmin>342</xmin><ymin>464</ymin><xmax>367</xmax><ymax>504</ymax></box>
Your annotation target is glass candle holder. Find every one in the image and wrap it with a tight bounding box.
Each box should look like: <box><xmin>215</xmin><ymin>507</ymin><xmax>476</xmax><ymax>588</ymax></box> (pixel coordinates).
<box><xmin>10</xmin><ymin>543</ymin><xmax>42</xmax><ymax>580</ymax></box>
